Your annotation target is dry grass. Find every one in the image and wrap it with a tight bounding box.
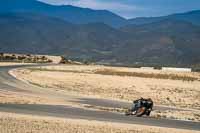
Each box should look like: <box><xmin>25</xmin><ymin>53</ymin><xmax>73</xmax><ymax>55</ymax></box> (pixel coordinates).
<box><xmin>12</xmin><ymin>65</ymin><xmax>200</xmax><ymax>109</ymax></box>
<box><xmin>94</xmin><ymin>69</ymin><xmax>199</xmax><ymax>81</ymax></box>
<box><xmin>28</xmin><ymin>67</ymin><xmax>199</xmax><ymax>81</ymax></box>
<box><xmin>151</xmin><ymin>110</ymin><xmax>200</xmax><ymax>122</ymax></box>
<box><xmin>0</xmin><ymin>112</ymin><xmax>198</xmax><ymax>133</ymax></box>
<box><xmin>10</xmin><ymin>65</ymin><xmax>200</xmax><ymax>121</ymax></box>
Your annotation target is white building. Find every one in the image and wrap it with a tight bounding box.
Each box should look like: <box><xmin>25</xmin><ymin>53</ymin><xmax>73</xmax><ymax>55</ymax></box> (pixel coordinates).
<box><xmin>140</xmin><ymin>67</ymin><xmax>154</xmax><ymax>70</ymax></box>
<box><xmin>162</xmin><ymin>67</ymin><xmax>192</xmax><ymax>72</ymax></box>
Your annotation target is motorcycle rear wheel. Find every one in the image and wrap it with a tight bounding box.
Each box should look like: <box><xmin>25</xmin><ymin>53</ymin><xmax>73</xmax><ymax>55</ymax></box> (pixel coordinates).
<box><xmin>136</xmin><ymin>107</ymin><xmax>146</xmax><ymax>117</ymax></box>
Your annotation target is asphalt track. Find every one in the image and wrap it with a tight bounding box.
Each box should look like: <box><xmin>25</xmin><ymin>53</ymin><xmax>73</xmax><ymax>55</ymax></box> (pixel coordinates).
<box><xmin>0</xmin><ymin>65</ymin><xmax>199</xmax><ymax>131</ymax></box>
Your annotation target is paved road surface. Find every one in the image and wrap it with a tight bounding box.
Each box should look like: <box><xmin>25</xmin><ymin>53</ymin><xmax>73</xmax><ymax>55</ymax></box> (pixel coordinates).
<box><xmin>0</xmin><ymin>65</ymin><xmax>199</xmax><ymax>131</ymax></box>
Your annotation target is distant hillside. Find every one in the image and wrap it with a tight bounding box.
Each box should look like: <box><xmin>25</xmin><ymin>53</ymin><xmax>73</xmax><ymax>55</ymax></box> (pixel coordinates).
<box><xmin>119</xmin><ymin>19</ymin><xmax>200</xmax><ymax>65</ymax></box>
<box><xmin>0</xmin><ymin>13</ymin><xmax>77</xmax><ymax>54</ymax></box>
<box><xmin>1</xmin><ymin>0</ymin><xmax>200</xmax><ymax>28</ymax></box>
<box><xmin>0</xmin><ymin>13</ymin><xmax>127</xmax><ymax>60</ymax></box>
<box><xmin>0</xmin><ymin>0</ymin><xmax>128</xmax><ymax>28</ymax></box>
<box><xmin>128</xmin><ymin>10</ymin><xmax>200</xmax><ymax>26</ymax></box>
<box><xmin>1</xmin><ymin>13</ymin><xmax>200</xmax><ymax>66</ymax></box>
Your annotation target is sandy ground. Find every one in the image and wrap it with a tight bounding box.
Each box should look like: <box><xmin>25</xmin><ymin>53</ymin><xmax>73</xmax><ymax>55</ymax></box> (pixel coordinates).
<box><xmin>0</xmin><ymin>112</ymin><xmax>198</xmax><ymax>133</ymax></box>
<box><xmin>10</xmin><ymin>65</ymin><xmax>200</xmax><ymax>122</ymax></box>
<box><xmin>0</xmin><ymin>89</ymin><xmax>67</xmax><ymax>105</ymax></box>
<box><xmin>151</xmin><ymin>110</ymin><xmax>200</xmax><ymax>122</ymax></box>
<box><xmin>35</xmin><ymin>65</ymin><xmax>200</xmax><ymax>80</ymax></box>
<box><xmin>12</xmin><ymin>65</ymin><xmax>200</xmax><ymax>109</ymax></box>
<box><xmin>0</xmin><ymin>90</ymin><xmax>46</xmax><ymax>104</ymax></box>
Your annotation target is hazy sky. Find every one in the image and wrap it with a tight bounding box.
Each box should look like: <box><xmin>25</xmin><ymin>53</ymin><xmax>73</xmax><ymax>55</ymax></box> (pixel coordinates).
<box><xmin>39</xmin><ymin>0</ymin><xmax>200</xmax><ymax>18</ymax></box>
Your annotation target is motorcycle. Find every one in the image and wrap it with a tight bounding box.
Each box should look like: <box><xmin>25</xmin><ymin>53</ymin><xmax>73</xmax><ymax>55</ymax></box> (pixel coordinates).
<box><xmin>125</xmin><ymin>98</ymin><xmax>153</xmax><ymax>117</ymax></box>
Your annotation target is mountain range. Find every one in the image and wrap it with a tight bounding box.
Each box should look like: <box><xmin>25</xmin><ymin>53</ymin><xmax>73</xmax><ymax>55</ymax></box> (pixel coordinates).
<box><xmin>128</xmin><ymin>10</ymin><xmax>200</xmax><ymax>26</ymax></box>
<box><xmin>1</xmin><ymin>0</ymin><xmax>200</xmax><ymax>28</ymax></box>
<box><xmin>0</xmin><ymin>0</ymin><xmax>128</xmax><ymax>28</ymax></box>
<box><xmin>0</xmin><ymin>0</ymin><xmax>200</xmax><ymax>66</ymax></box>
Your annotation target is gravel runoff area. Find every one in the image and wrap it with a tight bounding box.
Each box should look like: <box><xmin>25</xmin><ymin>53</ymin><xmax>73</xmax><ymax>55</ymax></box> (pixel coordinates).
<box><xmin>0</xmin><ymin>112</ymin><xmax>198</xmax><ymax>133</ymax></box>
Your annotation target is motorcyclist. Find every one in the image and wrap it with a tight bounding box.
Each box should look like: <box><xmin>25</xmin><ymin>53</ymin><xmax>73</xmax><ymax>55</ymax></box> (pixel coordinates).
<box><xmin>131</xmin><ymin>97</ymin><xmax>144</xmax><ymax>113</ymax></box>
<box><xmin>130</xmin><ymin>97</ymin><xmax>153</xmax><ymax>115</ymax></box>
